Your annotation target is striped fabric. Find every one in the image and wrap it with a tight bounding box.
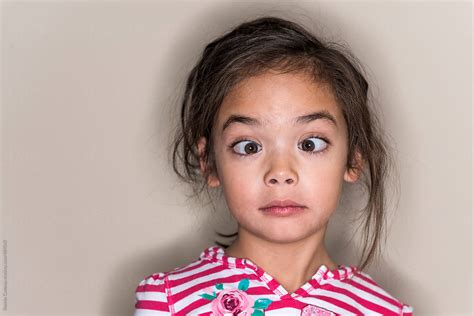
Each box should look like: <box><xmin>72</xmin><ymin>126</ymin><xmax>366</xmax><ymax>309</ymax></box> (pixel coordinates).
<box><xmin>134</xmin><ymin>246</ymin><xmax>413</xmax><ymax>315</ymax></box>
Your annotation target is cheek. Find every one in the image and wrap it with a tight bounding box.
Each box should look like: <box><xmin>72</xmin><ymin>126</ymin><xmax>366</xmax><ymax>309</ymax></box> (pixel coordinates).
<box><xmin>220</xmin><ymin>166</ymin><xmax>260</xmax><ymax>207</ymax></box>
<box><xmin>213</xmin><ymin>158</ymin><xmax>262</xmax><ymax>214</ymax></box>
<box><xmin>300</xmin><ymin>164</ymin><xmax>344</xmax><ymax>201</ymax></box>
<box><xmin>298</xmin><ymin>152</ymin><xmax>347</xmax><ymax>203</ymax></box>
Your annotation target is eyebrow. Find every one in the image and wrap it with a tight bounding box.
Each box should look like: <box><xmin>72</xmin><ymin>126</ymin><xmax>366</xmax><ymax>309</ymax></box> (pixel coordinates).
<box><xmin>221</xmin><ymin>110</ymin><xmax>338</xmax><ymax>133</ymax></box>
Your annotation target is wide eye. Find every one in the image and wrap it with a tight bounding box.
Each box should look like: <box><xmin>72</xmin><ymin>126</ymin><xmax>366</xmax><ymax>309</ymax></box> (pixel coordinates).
<box><xmin>232</xmin><ymin>140</ymin><xmax>261</xmax><ymax>155</ymax></box>
<box><xmin>299</xmin><ymin>137</ymin><xmax>328</xmax><ymax>153</ymax></box>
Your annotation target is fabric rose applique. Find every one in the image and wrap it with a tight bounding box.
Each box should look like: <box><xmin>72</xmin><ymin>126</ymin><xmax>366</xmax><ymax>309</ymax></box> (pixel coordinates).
<box><xmin>199</xmin><ymin>278</ymin><xmax>273</xmax><ymax>316</ymax></box>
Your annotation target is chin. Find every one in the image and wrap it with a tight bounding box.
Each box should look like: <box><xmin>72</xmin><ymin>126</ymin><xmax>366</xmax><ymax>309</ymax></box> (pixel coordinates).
<box><xmin>254</xmin><ymin>228</ymin><xmax>312</xmax><ymax>244</ymax></box>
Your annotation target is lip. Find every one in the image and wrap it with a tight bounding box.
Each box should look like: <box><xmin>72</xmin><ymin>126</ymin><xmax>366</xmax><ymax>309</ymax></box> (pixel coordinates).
<box><xmin>260</xmin><ymin>199</ymin><xmax>306</xmax><ymax>209</ymax></box>
<box><xmin>260</xmin><ymin>206</ymin><xmax>306</xmax><ymax>216</ymax></box>
<box><xmin>259</xmin><ymin>199</ymin><xmax>307</xmax><ymax>217</ymax></box>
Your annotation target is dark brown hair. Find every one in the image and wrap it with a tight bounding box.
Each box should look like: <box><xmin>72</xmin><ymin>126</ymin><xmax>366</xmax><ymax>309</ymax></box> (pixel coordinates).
<box><xmin>170</xmin><ymin>16</ymin><xmax>395</xmax><ymax>270</ymax></box>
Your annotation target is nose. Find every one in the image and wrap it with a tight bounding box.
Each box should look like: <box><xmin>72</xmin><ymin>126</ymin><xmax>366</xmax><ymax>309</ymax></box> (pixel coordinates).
<box><xmin>264</xmin><ymin>156</ymin><xmax>298</xmax><ymax>186</ymax></box>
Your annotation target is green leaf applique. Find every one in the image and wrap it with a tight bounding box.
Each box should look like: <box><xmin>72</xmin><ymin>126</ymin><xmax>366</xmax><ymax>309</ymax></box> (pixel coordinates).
<box><xmin>215</xmin><ymin>283</ymin><xmax>224</xmax><ymax>290</ymax></box>
<box><xmin>237</xmin><ymin>278</ymin><xmax>250</xmax><ymax>291</ymax></box>
<box><xmin>253</xmin><ymin>298</ymin><xmax>273</xmax><ymax>310</ymax></box>
<box><xmin>251</xmin><ymin>310</ymin><xmax>264</xmax><ymax>316</ymax></box>
<box><xmin>199</xmin><ymin>292</ymin><xmax>216</xmax><ymax>301</ymax></box>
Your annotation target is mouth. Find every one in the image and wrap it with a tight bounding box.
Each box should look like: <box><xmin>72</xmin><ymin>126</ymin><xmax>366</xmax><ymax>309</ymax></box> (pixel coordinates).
<box><xmin>259</xmin><ymin>199</ymin><xmax>307</xmax><ymax>216</ymax></box>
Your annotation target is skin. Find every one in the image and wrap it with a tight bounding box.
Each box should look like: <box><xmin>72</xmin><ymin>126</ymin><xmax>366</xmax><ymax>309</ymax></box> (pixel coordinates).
<box><xmin>197</xmin><ymin>70</ymin><xmax>362</xmax><ymax>294</ymax></box>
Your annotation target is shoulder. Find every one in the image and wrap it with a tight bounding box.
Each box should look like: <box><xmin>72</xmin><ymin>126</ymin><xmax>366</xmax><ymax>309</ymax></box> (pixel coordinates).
<box><xmin>133</xmin><ymin>258</ymin><xmax>209</xmax><ymax>315</ymax></box>
<box><xmin>134</xmin><ymin>272</ymin><xmax>171</xmax><ymax>315</ymax></box>
<box><xmin>343</xmin><ymin>269</ymin><xmax>414</xmax><ymax>315</ymax></box>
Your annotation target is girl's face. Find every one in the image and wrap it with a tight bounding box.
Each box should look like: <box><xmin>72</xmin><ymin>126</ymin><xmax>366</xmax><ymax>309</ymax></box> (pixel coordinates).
<box><xmin>199</xmin><ymin>70</ymin><xmax>360</xmax><ymax>243</ymax></box>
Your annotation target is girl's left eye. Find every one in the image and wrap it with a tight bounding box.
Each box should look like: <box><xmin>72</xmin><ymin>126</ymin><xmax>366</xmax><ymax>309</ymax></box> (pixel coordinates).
<box><xmin>298</xmin><ymin>136</ymin><xmax>329</xmax><ymax>154</ymax></box>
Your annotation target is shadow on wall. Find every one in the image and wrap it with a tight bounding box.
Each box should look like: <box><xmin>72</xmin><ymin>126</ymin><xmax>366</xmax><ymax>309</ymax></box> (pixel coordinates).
<box><xmin>99</xmin><ymin>2</ymin><xmax>421</xmax><ymax>315</ymax></box>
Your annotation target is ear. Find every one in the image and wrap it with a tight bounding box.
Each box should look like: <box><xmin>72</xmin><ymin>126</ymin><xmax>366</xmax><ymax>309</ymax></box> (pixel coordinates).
<box><xmin>344</xmin><ymin>150</ymin><xmax>364</xmax><ymax>183</ymax></box>
<box><xmin>197</xmin><ymin>137</ymin><xmax>220</xmax><ymax>188</ymax></box>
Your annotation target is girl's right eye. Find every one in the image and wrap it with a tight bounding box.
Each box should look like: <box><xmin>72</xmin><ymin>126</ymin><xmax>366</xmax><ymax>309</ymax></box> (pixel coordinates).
<box><xmin>231</xmin><ymin>140</ymin><xmax>262</xmax><ymax>156</ymax></box>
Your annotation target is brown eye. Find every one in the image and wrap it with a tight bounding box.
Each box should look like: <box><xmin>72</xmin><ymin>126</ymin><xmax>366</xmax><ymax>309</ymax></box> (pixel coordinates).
<box><xmin>233</xmin><ymin>140</ymin><xmax>261</xmax><ymax>155</ymax></box>
<box><xmin>302</xmin><ymin>139</ymin><xmax>314</xmax><ymax>151</ymax></box>
<box><xmin>299</xmin><ymin>137</ymin><xmax>327</xmax><ymax>153</ymax></box>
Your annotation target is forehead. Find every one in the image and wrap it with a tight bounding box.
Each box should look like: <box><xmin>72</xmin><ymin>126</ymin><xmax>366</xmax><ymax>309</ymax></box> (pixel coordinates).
<box><xmin>217</xmin><ymin>71</ymin><xmax>344</xmax><ymax>131</ymax></box>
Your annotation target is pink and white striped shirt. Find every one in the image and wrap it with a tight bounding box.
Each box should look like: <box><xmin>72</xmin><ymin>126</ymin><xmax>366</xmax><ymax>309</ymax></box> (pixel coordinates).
<box><xmin>134</xmin><ymin>246</ymin><xmax>413</xmax><ymax>315</ymax></box>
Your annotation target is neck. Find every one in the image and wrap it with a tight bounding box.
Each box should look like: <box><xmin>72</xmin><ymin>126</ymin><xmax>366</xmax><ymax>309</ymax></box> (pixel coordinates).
<box><xmin>224</xmin><ymin>226</ymin><xmax>337</xmax><ymax>294</ymax></box>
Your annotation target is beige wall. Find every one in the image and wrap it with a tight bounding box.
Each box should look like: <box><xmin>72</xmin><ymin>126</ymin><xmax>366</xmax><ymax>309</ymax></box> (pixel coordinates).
<box><xmin>1</xmin><ymin>1</ymin><xmax>472</xmax><ymax>315</ymax></box>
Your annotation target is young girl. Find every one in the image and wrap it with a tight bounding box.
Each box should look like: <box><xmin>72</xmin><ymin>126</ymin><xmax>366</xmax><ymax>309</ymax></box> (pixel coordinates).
<box><xmin>134</xmin><ymin>16</ymin><xmax>413</xmax><ymax>315</ymax></box>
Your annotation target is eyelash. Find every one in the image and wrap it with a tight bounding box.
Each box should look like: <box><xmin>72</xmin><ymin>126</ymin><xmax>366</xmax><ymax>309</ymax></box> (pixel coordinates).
<box><xmin>228</xmin><ymin>135</ymin><xmax>331</xmax><ymax>157</ymax></box>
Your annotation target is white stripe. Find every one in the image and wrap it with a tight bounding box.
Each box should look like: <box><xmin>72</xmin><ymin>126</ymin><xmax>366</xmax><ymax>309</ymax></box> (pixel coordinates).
<box><xmin>133</xmin><ymin>308</ymin><xmax>170</xmax><ymax>316</ymax></box>
<box><xmin>328</xmin><ymin>279</ymin><xmax>400</xmax><ymax>313</ymax></box>
<box><xmin>351</xmin><ymin>275</ymin><xmax>399</xmax><ymax>302</ymax></box>
<box><xmin>313</xmin><ymin>289</ymin><xmax>382</xmax><ymax>315</ymax></box>
<box><xmin>135</xmin><ymin>291</ymin><xmax>167</xmax><ymax>303</ymax></box>
<box><xmin>185</xmin><ymin>302</ymin><xmax>212</xmax><ymax>314</ymax></box>
<box><xmin>168</xmin><ymin>262</ymin><xmax>220</xmax><ymax>280</ymax></box>
<box><xmin>260</xmin><ymin>270</ymin><xmax>287</xmax><ymax>295</ymax></box>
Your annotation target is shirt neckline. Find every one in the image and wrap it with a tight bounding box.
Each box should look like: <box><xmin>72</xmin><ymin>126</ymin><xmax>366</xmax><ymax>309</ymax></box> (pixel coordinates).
<box><xmin>199</xmin><ymin>245</ymin><xmax>358</xmax><ymax>299</ymax></box>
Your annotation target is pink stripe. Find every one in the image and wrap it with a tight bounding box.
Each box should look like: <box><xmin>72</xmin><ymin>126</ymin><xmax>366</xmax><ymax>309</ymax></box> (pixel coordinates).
<box><xmin>323</xmin><ymin>285</ymin><xmax>399</xmax><ymax>315</ymax></box>
<box><xmin>202</xmin><ymin>248</ymin><xmax>211</xmax><ymax>260</ymax></box>
<box><xmin>294</xmin><ymin>287</ymin><xmax>310</xmax><ymax>297</ymax></box>
<box><xmin>168</xmin><ymin>265</ymin><xmax>228</xmax><ymax>287</ymax></box>
<box><xmin>236</xmin><ymin>258</ymin><xmax>245</xmax><ymax>268</ymax></box>
<box><xmin>266</xmin><ymin>298</ymin><xmax>306</xmax><ymax>310</ymax></box>
<box><xmin>246</xmin><ymin>285</ymin><xmax>277</xmax><ymax>295</ymax></box>
<box><xmin>176</xmin><ymin>296</ymin><xmax>210</xmax><ymax>315</ymax></box>
<box><xmin>251</xmin><ymin>266</ymin><xmax>284</xmax><ymax>295</ymax></box>
<box><xmin>267</xmin><ymin>278</ymin><xmax>282</xmax><ymax>292</ymax></box>
<box><xmin>311</xmin><ymin>294</ymin><xmax>363</xmax><ymax>314</ymax></box>
<box><xmin>342</xmin><ymin>278</ymin><xmax>403</xmax><ymax>309</ymax></box>
<box><xmin>355</xmin><ymin>272</ymin><xmax>378</xmax><ymax>287</ymax></box>
<box><xmin>211</xmin><ymin>250</ymin><xmax>218</xmax><ymax>262</ymax></box>
<box><xmin>280</xmin><ymin>293</ymin><xmax>292</xmax><ymax>300</ymax></box>
<box><xmin>135</xmin><ymin>300</ymin><xmax>169</xmax><ymax>311</ymax></box>
<box><xmin>309</xmin><ymin>279</ymin><xmax>334</xmax><ymax>290</ymax></box>
<box><xmin>136</xmin><ymin>283</ymin><xmax>165</xmax><ymax>293</ymax></box>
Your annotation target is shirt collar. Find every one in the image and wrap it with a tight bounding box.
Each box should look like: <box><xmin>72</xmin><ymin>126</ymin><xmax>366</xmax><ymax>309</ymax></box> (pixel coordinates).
<box><xmin>199</xmin><ymin>245</ymin><xmax>358</xmax><ymax>285</ymax></box>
